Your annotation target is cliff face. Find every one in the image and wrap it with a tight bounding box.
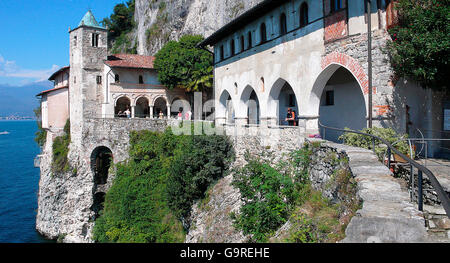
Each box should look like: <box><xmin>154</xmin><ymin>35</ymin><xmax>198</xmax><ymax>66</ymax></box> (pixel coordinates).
<box><xmin>134</xmin><ymin>0</ymin><xmax>263</xmax><ymax>55</ymax></box>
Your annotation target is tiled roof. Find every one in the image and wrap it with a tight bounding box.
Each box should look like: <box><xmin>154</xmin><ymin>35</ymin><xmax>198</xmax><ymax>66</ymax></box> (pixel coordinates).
<box><xmin>48</xmin><ymin>66</ymin><xmax>70</xmax><ymax>81</ymax></box>
<box><xmin>104</xmin><ymin>54</ymin><xmax>156</xmax><ymax>69</ymax></box>
<box><xmin>36</xmin><ymin>86</ymin><xmax>68</xmax><ymax>97</ymax></box>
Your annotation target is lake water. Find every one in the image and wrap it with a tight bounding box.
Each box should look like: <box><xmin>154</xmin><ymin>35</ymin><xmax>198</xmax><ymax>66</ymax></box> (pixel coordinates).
<box><xmin>0</xmin><ymin>120</ymin><xmax>50</xmax><ymax>243</ymax></box>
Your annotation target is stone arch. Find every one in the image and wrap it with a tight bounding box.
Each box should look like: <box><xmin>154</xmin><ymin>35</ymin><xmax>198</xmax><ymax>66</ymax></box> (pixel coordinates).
<box><xmin>267</xmin><ymin>78</ymin><xmax>300</xmax><ymax>125</ymax></box>
<box><xmin>171</xmin><ymin>96</ymin><xmax>191</xmax><ymax>117</ymax></box>
<box><xmin>239</xmin><ymin>85</ymin><xmax>260</xmax><ymax>124</ymax></box>
<box><xmin>153</xmin><ymin>96</ymin><xmax>169</xmax><ymax>118</ymax></box>
<box><xmin>90</xmin><ymin>146</ymin><xmax>113</xmax><ymax>185</ymax></box>
<box><xmin>308</xmin><ymin>59</ymin><xmax>370</xmax><ymax>117</ymax></box>
<box><xmin>135</xmin><ymin>96</ymin><xmax>150</xmax><ymax>118</ymax></box>
<box><xmin>217</xmin><ymin>89</ymin><xmax>235</xmax><ymax>124</ymax></box>
<box><xmin>307</xmin><ymin>61</ymin><xmax>368</xmax><ymax>142</ymax></box>
<box><xmin>114</xmin><ymin>96</ymin><xmax>131</xmax><ymax>117</ymax></box>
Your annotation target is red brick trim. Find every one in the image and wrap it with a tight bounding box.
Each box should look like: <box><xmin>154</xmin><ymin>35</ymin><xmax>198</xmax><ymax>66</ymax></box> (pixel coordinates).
<box><xmin>321</xmin><ymin>52</ymin><xmax>375</xmax><ymax>95</ymax></box>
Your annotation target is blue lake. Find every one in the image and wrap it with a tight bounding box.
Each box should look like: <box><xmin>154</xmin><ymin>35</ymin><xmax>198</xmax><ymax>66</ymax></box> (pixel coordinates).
<box><xmin>0</xmin><ymin>120</ymin><xmax>50</xmax><ymax>243</ymax></box>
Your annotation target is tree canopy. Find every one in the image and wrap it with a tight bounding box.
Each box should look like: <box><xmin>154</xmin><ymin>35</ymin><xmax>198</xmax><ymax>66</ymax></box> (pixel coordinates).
<box><xmin>386</xmin><ymin>0</ymin><xmax>449</xmax><ymax>89</ymax></box>
<box><xmin>101</xmin><ymin>0</ymin><xmax>136</xmax><ymax>53</ymax></box>
<box><xmin>154</xmin><ymin>35</ymin><xmax>213</xmax><ymax>92</ymax></box>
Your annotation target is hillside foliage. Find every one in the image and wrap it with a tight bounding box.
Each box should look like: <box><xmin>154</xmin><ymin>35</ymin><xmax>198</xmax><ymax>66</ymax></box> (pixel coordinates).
<box><xmin>93</xmin><ymin>127</ymin><xmax>234</xmax><ymax>243</ymax></box>
<box><xmin>101</xmin><ymin>0</ymin><xmax>137</xmax><ymax>54</ymax></box>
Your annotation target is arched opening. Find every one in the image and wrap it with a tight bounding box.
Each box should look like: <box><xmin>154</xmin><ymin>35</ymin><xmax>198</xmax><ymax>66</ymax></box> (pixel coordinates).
<box><xmin>318</xmin><ymin>67</ymin><xmax>367</xmax><ymax>142</ymax></box>
<box><xmin>300</xmin><ymin>2</ymin><xmax>309</xmax><ymax>27</ymax></box>
<box><xmin>171</xmin><ymin>97</ymin><xmax>191</xmax><ymax>120</ymax></box>
<box><xmin>135</xmin><ymin>97</ymin><xmax>150</xmax><ymax>118</ymax></box>
<box><xmin>115</xmin><ymin>96</ymin><xmax>131</xmax><ymax>118</ymax></box>
<box><xmin>240</xmin><ymin>85</ymin><xmax>260</xmax><ymax>125</ymax></box>
<box><xmin>268</xmin><ymin>78</ymin><xmax>299</xmax><ymax>126</ymax></box>
<box><xmin>154</xmin><ymin>97</ymin><xmax>168</xmax><ymax>119</ymax></box>
<box><xmin>219</xmin><ymin>89</ymin><xmax>235</xmax><ymax>124</ymax></box>
<box><xmin>91</xmin><ymin>146</ymin><xmax>113</xmax><ymax>185</ymax></box>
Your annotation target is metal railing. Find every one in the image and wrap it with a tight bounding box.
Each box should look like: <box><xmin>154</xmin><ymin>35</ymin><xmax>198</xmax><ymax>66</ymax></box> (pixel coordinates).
<box><xmin>318</xmin><ymin>121</ymin><xmax>450</xmax><ymax>218</ymax></box>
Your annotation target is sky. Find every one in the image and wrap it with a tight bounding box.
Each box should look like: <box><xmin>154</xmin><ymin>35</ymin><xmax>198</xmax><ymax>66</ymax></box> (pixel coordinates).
<box><xmin>0</xmin><ymin>0</ymin><xmax>126</xmax><ymax>86</ymax></box>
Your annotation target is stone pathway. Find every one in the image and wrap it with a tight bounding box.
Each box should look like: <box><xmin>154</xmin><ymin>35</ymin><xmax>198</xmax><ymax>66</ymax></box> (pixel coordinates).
<box><xmin>309</xmin><ymin>140</ymin><xmax>429</xmax><ymax>242</ymax></box>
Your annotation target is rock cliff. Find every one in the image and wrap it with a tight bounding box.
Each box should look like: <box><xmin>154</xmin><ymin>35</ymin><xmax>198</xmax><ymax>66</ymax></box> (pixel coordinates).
<box><xmin>133</xmin><ymin>0</ymin><xmax>263</xmax><ymax>55</ymax></box>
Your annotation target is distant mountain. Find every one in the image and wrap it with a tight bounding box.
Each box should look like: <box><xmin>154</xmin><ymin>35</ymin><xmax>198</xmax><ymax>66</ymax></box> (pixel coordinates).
<box><xmin>0</xmin><ymin>81</ymin><xmax>53</xmax><ymax>117</ymax></box>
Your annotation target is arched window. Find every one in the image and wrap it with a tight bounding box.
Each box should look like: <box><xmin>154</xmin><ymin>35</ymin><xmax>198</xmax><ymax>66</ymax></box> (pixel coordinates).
<box><xmin>331</xmin><ymin>0</ymin><xmax>343</xmax><ymax>13</ymax></box>
<box><xmin>240</xmin><ymin>35</ymin><xmax>245</xmax><ymax>52</ymax></box>
<box><xmin>230</xmin><ymin>39</ymin><xmax>235</xmax><ymax>56</ymax></box>
<box><xmin>248</xmin><ymin>31</ymin><xmax>252</xmax><ymax>49</ymax></box>
<box><xmin>260</xmin><ymin>23</ymin><xmax>267</xmax><ymax>43</ymax></box>
<box><xmin>300</xmin><ymin>2</ymin><xmax>309</xmax><ymax>27</ymax></box>
<box><xmin>280</xmin><ymin>13</ymin><xmax>287</xmax><ymax>35</ymax></box>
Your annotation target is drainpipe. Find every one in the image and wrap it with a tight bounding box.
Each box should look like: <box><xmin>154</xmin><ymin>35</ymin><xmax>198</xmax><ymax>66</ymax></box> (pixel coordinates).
<box><xmin>367</xmin><ymin>0</ymin><xmax>373</xmax><ymax>128</ymax></box>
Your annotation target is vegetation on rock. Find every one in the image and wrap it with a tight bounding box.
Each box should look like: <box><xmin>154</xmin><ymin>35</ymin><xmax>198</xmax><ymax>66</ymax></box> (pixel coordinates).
<box><xmin>101</xmin><ymin>0</ymin><xmax>137</xmax><ymax>54</ymax></box>
<box><xmin>231</xmin><ymin>143</ymin><xmax>359</xmax><ymax>243</ymax></box>
<box><xmin>93</xmin><ymin>126</ymin><xmax>234</xmax><ymax>243</ymax></box>
<box><xmin>51</xmin><ymin>119</ymin><xmax>71</xmax><ymax>174</ymax></box>
<box><xmin>34</xmin><ymin>106</ymin><xmax>46</xmax><ymax>147</ymax></box>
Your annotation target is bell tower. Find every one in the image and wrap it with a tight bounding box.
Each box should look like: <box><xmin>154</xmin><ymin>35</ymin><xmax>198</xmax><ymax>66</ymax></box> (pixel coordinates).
<box><xmin>68</xmin><ymin>10</ymin><xmax>108</xmax><ymax>145</ymax></box>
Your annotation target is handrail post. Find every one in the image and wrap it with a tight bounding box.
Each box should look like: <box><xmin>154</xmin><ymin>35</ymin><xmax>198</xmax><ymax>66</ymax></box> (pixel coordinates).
<box><xmin>410</xmin><ymin>163</ymin><xmax>414</xmax><ymax>202</ymax></box>
<box><xmin>387</xmin><ymin>147</ymin><xmax>391</xmax><ymax>169</ymax></box>
<box><xmin>418</xmin><ymin>170</ymin><xmax>423</xmax><ymax>211</ymax></box>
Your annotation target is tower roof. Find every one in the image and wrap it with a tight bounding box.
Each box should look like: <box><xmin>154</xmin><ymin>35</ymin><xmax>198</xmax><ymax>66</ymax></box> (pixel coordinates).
<box><xmin>77</xmin><ymin>10</ymin><xmax>105</xmax><ymax>29</ymax></box>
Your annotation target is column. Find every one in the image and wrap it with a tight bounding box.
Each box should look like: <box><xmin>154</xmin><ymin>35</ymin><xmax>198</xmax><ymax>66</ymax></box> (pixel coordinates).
<box><xmin>149</xmin><ymin>105</ymin><xmax>154</xmax><ymax>119</ymax></box>
<box><xmin>167</xmin><ymin>105</ymin><xmax>171</xmax><ymax>119</ymax></box>
<box><xmin>131</xmin><ymin>106</ymin><xmax>135</xmax><ymax>118</ymax></box>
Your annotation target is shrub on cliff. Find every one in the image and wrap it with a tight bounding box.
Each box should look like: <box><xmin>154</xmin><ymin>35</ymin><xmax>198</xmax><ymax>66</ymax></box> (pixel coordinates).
<box><xmin>93</xmin><ymin>127</ymin><xmax>234</xmax><ymax>242</ymax></box>
<box><xmin>51</xmin><ymin>119</ymin><xmax>71</xmax><ymax>174</ymax></box>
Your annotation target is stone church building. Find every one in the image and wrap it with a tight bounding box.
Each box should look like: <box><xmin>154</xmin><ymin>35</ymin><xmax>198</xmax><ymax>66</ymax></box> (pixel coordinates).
<box><xmin>200</xmin><ymin>0</ymin><xmax>449</xmax><ymax>157</ymax></box>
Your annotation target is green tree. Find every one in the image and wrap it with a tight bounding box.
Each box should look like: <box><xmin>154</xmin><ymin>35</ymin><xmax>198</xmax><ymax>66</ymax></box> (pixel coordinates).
<box><xmin>385</xmin><ymin>0</ymin><xmax>449</xmax><ymax>89</ymax></box>
<box><xmin>154</xmin><ymin>35</ymin><xmax>213</xmax><ymax>92</ymax></box>
<box><xmin>101</xmin><ymin>0</ymin><xmax>136</xmax><ymax>53</ymax></box>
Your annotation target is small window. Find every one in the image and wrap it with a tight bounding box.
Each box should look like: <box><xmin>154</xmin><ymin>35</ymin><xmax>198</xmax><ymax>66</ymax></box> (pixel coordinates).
<box><xmin>331</xmin><ymin>0</ymin><xmax>343</xmax><ymax>13</ymax></box>
<box><xmin>248</xmin><ymin>31</ymin><xmax>252</xmax><ymax>49</ymax></box>
<box><xmin>325</xmin><ymin>90</ymin><xmax>334</xmax><ymax>106</ymax></box>
<box><xmin>74</xmin><ymin>36</ymin><xmax>77</xmax><ymax>47</ymax></box>
<box><xmin>139</xmin><ymin>75</ymin><xmax>144</xmax><ymax>84</ymax></box>
<box><xmin>92</xmin><ymin>33</ymin><xmax>99</xmax><ymax>47</ymax></box>
<box><xmin>260</xmin><ymin>23</ymin><xmax>267</xmax><ymax>43</ymax></box>
<box><xmin>74</xmin><ymin>76</ymin><xmax>76</xmax><ymax>84</ymax></box>
<box><xmin>230</xmin><ymin>39</ymin><xmax>235</xmax><ymax>56</ymax></box>
<box><xmin>280</xmin><ymin>13</ymin><xmax>287</xmax><ymax>35</ymax></box>
<box><xmin>115</xmin><ymin>74</ymin><xmax>120</xmax><ymax>83</ymax></box>
<box><xmin>220</xmin><ymin>45</ymin><xmax>224</xmax><ymax>61</ymax></box>
<box><xmin>96</xmin><ymin>76</ymin><xmax>102</xmax><ymax>84</ymax></box>
<box><xmin>240</xmin><ymin>35</ymin><xmax>245</xmax><ymax>53</ymax></box>
<box><xmin>300</xmin><ymin>3</ymin><xmax>309</xmax><ymax>27</ymax></box>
